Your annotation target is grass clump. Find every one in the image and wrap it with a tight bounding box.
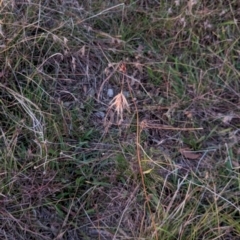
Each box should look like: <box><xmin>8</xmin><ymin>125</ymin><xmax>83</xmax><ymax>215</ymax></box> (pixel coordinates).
<box><xmin>0</xmin><ymin>0</ymin><xmax>240</xmax><ymax>239</ymax></box>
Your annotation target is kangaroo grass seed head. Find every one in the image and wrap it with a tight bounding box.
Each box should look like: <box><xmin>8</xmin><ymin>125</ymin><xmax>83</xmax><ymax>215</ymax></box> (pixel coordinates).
<box><xmin>108</xmin><ymin>91</ymin><xmax>130</xmax><ymax>121</ymax></box>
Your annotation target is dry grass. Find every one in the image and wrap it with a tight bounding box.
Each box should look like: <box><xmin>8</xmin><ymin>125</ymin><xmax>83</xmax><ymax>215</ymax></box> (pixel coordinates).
<box><xmin>0</xmin><ymin>0</ymin><xmax>240</xmax><ymax>239</ymax></box>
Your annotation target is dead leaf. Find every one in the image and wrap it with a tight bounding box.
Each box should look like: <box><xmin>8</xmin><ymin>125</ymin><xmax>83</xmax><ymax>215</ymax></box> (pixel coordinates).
<box><xmin>179</xmin><ymin>148</ymin><xmax>200</xmax><ymax>160</ymax></box>
<box><xmin>119</xmin><ymin>62</ymin><xmax>126</xmax><ymax>73</ymax></box>
<box><xmin>222</xmin><ymin>114</ymin><xmax>233</xmax><ymax>124</ymax></box>
<box><xmin>232</xmin><ymin>160</ymin><xmax>240</xmax><ymax>168</ymax></box>
<box><xmin>143</xmin><ymin>168</ymin><xmax>154</xmax><ymax>174</ymax></box>
<box><xmin>184</xmin><ymin>110</ymin><xmax>193</xmax><ymax>119</ymax></box>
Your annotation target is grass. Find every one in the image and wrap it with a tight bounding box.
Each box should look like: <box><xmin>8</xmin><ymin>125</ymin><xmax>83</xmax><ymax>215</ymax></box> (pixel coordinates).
<box><xmin>0</xmin><ymin>0</ymin><xmax>240</xmax><ymax>239</ymax></box>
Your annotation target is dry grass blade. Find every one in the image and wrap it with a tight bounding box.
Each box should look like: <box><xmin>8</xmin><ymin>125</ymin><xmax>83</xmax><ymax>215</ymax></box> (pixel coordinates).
<box><xmin>140</xmin><ymin>119</ymin><xmax>203</xmax><ymax>131</ymax></box>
